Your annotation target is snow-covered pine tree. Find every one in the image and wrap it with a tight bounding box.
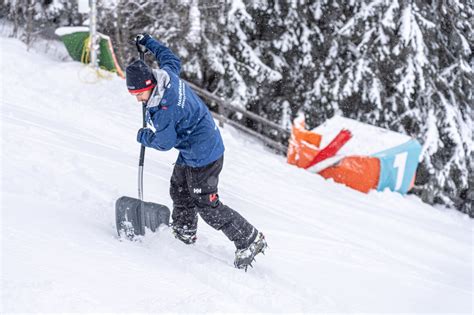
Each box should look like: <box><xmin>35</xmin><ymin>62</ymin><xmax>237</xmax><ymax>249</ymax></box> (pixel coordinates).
<box><xmin>417</xmin><ymin>0</ymin><xmax>473</xmax><ymax>213</ymax></box>
<box><xmin>1</xmin><ymin>0</ymin><xmax>83</xmax><ymax>43</ymax></box>
<box><xmin>248</xmin><ymin>0</ymin><xmax>321</xmax><ymax>133</ymax></box>
<box><xmin>217</xmin><ymin>0</ymin><xmax>283</xmax><ymax>135</ymax></box>
<box><xmin>304</xmin><ymin>0</ymin><xmax>472</xmax><ymax>215</ymax></box>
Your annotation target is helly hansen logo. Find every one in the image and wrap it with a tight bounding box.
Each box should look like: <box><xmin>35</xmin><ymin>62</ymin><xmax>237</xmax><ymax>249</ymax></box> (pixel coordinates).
<box><xmin>193</xmin><ymin>188</ymin><xmax>201</xmax><ymax>194</ymax></box>
<box><xmin>177</xmin><ymin>79</ymin><xmax>186</xmax><ymax>108</ymax></box>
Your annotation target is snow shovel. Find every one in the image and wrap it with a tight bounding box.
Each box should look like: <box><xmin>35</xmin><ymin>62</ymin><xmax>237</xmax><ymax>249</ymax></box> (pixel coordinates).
<box><xmin>115</xmin><ymin>42</ymin><xmax>170</xmax><ymax>239</ymax></box>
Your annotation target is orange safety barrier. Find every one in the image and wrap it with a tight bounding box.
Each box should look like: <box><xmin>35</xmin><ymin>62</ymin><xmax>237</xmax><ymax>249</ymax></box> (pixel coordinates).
<box><xmin>305</xmin><ymin>129</ymin><xmax>352</xmax><ymax>169</ymax></box>
<box><xmin>287</xmin><ymin>117</ymin><xmax>322</xmax><ymax>169</ymax></box>
<box><xmin>318</xmin><ymin>156</ymin><xmax>380</xmax><ymax>193</ymax></box>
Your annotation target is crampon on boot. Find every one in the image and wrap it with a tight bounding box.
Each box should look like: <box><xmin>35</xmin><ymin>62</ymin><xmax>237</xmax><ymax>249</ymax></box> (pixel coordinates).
<box><xmin>172</xmin><ymin>225</ymin><xmax>197</xmax><ymax>245</ymax></box>
<box><xmin>234</xmin><ymin>232</ymin><xmax>267</xmax><ymax>271</ymax></box>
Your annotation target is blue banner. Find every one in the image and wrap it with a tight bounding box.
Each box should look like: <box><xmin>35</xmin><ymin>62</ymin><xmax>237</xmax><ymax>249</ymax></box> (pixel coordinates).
<box><xmin>372</xmin><ymin>139</ymin><xmax>422</xmax><ymax>194</ymax></box>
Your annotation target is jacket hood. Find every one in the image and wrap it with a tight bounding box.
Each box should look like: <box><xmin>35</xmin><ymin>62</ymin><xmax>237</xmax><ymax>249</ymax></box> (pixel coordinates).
<box><xmin>146</xmin><ymin>69</ymin><xmax>171</xmax><ymax>108</ymax></box>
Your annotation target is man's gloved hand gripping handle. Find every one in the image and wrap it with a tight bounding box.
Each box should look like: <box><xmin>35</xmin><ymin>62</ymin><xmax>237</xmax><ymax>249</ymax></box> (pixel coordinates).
<box><xmin>135</xmin><ymin>33</ymin><xmax>151</xmax><ymax>53</ymax></box>
<box><xmin>137</xmin><ymin>127</ymin><xmax>154</xmax><ymax>147</ymax></box>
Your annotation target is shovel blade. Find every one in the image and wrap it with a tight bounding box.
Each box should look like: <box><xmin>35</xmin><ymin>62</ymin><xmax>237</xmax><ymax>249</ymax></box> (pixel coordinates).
<box><xmin>115</xmin><ymin>196</ymin><xmax>170</xmax><ymax>238</ymax></box>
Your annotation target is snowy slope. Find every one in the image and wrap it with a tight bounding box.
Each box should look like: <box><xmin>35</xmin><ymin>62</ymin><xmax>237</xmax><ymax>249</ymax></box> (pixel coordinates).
<box><xmin>1</xmin><ymin>37</ymin><xmax>473</xmax><ymax>313</ymax></box>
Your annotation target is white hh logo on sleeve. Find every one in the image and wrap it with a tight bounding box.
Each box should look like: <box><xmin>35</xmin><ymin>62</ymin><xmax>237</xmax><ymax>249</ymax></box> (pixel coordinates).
<box><xmin>177</xmin><ymin>79</ymin><xmax>186</xmax><ymax>108</ymax></box>
<box><xmin>193</xmin><ymin>188</ymin><xmax>202</xmax><ymax>194</ymax></box>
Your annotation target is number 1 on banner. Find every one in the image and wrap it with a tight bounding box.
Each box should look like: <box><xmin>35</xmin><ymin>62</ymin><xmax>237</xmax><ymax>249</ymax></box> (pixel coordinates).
<box><xmin>393</xmin><ymin>152</ymin><xmax>408</xmax><ymax>191</ymax></box>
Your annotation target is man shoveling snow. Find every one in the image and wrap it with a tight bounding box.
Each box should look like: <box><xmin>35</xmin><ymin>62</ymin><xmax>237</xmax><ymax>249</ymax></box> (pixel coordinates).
<box><xmin>125</xmin><ymin>34</ymin><xmax>267</xmax><ymax>270</ymax></box>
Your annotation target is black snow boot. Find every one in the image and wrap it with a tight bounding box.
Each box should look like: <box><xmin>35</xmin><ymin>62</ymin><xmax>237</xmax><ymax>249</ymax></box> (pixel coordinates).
<box><xmin>234</xmin><ymin>232</ymin><xmax>267</xmax><ymax>271</ymax></box>
<box><xmin>172</xmin><ymin>224</ymin><xmax>197</xmax><ymax>245</ymax></box>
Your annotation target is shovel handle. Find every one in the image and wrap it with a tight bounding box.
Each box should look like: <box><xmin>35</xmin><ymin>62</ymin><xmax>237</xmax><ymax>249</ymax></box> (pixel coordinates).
<box><xmin>139</xmin><ymin>102</ymin><xmax>146</xmax><ymax>167</ymax></box>
<box><xmin>137</xmin><ymin>45</ymin><xmax>147</xmax><ymax>201</ymax></box>
<box><xmin>138</xmin><ymin>104</ymin><xmax>146</xmax><ymax>201</ymax></box>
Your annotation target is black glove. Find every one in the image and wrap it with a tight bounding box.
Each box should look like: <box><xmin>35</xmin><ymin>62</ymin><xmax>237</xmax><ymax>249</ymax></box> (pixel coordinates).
<box><xmin>135</xmin><ymin>33</ymin><xmax>151</xmax><ymax>53</ymax></box>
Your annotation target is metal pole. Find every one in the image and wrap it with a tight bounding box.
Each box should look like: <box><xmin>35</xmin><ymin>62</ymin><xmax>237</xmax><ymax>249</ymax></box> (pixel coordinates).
<box><xmin>89</xmin><ymin>0</ymin><xmax>98</xmax><ymax>69</ymax></box>
<box><xmin>138</xmin><ymin>102</ymin><xmax>146</xmax><ymax>201</ymax></box>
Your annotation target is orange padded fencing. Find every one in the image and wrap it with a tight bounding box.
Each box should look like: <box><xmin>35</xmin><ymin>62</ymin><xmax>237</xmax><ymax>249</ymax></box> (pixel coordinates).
<box><xmin>287</xmin><ymin>118</ymin><xmax>322</xmax><ymax>169</ymax></box>
<box><xmin>305</xmin><ymin>129</ymin><xmax>352</xmax><ymax>169</ymax></box>
<box><xmin>318</xmin><ymin>156</ymin><xmax>380</xmax><ymax>193</ymax></box>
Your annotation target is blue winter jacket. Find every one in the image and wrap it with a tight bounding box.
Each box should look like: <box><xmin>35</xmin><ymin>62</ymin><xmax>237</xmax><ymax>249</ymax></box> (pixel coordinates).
<box><xmin>138</xmin><ymin>37</ymin><xmax>224</xmax><ymax>167</ymax></box>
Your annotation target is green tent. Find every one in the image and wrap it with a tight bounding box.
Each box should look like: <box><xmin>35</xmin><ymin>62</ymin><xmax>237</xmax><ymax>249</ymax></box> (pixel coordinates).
<box><xmin>56</xmin><ymin>27</ymin><xmax>124</xmax><ymax>77</ymax></box>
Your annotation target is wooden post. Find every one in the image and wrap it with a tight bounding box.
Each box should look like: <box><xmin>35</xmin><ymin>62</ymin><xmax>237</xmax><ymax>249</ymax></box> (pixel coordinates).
<box><xmin>217</xmin><ymin>100</ymin><xmax>225</xmax><ymax>127</ymax></box>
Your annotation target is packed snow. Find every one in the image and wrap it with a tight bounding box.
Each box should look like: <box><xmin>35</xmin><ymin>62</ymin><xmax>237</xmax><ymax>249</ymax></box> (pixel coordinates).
<box><xmin>312</xmin><ymin>115</ymin><xmax>411</xmax><ymax>155</ymax></box>
<box><xmin>54</xmin><ymin>26</ymin><xmax>90</xmax><ymax>37</ymax></box>
<box><xmin>1</xmin><ymin>37</ymin><xmax>473</xmax><ymax>313</ymax></box>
